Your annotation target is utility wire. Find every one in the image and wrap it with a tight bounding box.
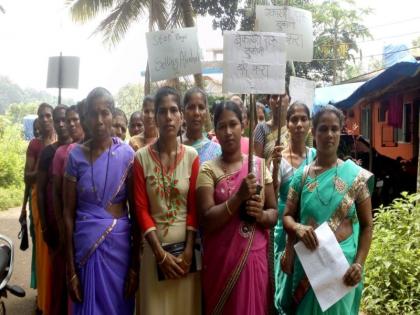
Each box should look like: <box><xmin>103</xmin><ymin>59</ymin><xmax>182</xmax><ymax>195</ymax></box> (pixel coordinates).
<box><xmin>311</xmin><ymin>45</ymin><xmax>420</xmax><ymax>62</ymax></box>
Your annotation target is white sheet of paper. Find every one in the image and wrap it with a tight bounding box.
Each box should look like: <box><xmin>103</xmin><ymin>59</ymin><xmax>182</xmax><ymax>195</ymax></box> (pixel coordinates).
<box><xmin>255</xmin><ymin>5</ymin><xmax>313</xmax><ymax>62</ymax></box>
<box><xmin>146</xmin><ymin>27</ymin><xmax>202</xmax><ymax>82</ymax></box>
<box><xmin>289</xmin><ymin>76</ymin><xmax>315</xmax><ymax>111</ymax></box>
<box><xmin>294</xmin><ymin>222</ymin><xmax>354</xmax><ymax>312</ymax></box>
<box><xmin>222</xmin><ymin>31</ymin><xmax>286</xmax><ymax>94</ymax></box>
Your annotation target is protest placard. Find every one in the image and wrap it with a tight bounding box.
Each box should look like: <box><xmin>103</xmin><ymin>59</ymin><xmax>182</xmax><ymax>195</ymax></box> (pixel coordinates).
<box><xmin>222</xmin><ymin>31</ymin><xmax>286</xmax><ymax>94</ymax></box>
<box><xmin>289</xmin><ymin>76</ymin><xmax>315</xmax><ymax>110</ymax></box>
<box><xmin>146</xmin><ymin>27</ymin><xmax>202</xmax><ymax>82</ymax></box>
<box><xmin>255</xmin><ymin>5</ymin><xmax>313</xmax><ymax>62</ymax></box>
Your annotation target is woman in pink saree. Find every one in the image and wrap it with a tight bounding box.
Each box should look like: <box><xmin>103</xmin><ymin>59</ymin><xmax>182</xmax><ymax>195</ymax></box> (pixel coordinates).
<box><xmin>197</xmin><ymin>101</ymin><xmax>278</xmax><ymax>315</ymax></box>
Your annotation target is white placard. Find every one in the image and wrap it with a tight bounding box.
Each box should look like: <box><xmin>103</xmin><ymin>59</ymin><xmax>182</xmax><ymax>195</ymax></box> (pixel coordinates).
<box><xmin>146</xmin><ymin>27</ymin><xmax>202</xmax><ymax>82</ymax></box>
<box><xmin>46</xmin><ymin>56</ymin><xmax>80</xmax><ymax>89</ymax></box>
<box><xmin>222</xmin><ymin>31</ymin><xmax>286</xmax><ymax>94</ymax></box>
<box><xmin>256</xmin><ymin>5</ymin><xmax>313</xmax><ymax>62</ymax></box>
<box><xmin>289</xmin><ymin>76</ymin><xmax>315</xmax><ymax>110</ymax></box>
<box><xmin>294</xmin><ymin>222</ymin><xmax>355</xmax><ymax>312</ymax></box>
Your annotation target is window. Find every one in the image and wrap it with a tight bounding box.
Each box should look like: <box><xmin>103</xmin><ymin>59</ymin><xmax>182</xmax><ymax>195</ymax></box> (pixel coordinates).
<box><xmin>361</xmin><ymin>106</ymin><xmax>371</xmax><ymax>140</ymax></box>
<box><xmin>395</xmin><ymin>103</ymin><xmax>412</xmax><ymax>143</ymax></box>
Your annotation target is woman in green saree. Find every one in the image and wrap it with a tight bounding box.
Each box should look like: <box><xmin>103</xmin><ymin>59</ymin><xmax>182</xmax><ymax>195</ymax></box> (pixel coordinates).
<box><xmin>272</xmin><ymin>102</ymin><xmax>317</xmax><ymax>314</ymax></box>
<box><xmin>283</xmin><ymin>105</ymin><xmax>374</xmax><ymax>314</ymax></box>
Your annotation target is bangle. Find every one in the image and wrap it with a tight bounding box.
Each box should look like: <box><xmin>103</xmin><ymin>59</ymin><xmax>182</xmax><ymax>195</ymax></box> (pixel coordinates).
<box><xmin>354</xmin><ymin>262</ymin><xmax>363</xmax><ymax>270</ymax></box>
<box><xmin>181</xmin><ymin>258</ymin><xmax>192</xmax><ymax>266</ymax></box>
<box><xmin>225</xmin><ymin>201</ymin><xmax>232</xmax><ymax>216</ymax></box>
<box><xmin>69</xmin><ymin>274</ymin><xmax>77</xmax><ymax>283</ymax></box>
<box><xmin>158</xmin><ymin>252</ymin><xmax>167</xmax><ymax>265</ymax></box>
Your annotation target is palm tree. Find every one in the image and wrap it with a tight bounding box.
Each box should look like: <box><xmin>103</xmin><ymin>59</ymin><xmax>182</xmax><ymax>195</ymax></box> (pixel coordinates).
<box><xmin>66</xmin><ymin>0</ymin><xmax>204</xmax><ymax>92</ymax></box>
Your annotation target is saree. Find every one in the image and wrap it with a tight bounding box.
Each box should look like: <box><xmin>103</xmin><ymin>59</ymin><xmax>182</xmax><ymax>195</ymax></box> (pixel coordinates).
<box><xmin>286</xmin><ymin>160</ymin><xmax>373</xmax><ymax>314</ymax></box>
<box><xmin>273</xmin><ymin>148</ymin><xmax>317</xmax><ymax>314</ymax></box>
<box><xmin>189</xmin><ymin>136</ymin><xmax>221</xmax><ymax>164</ymax></box>
<box><xmin>26</xmin><ymin>138</ymin><xmax>44</xmax><ymax>290</ymax></box>
<box><xmin>133</xmin><ymin>144</ymin><xmax>201</xmax><ymax>315</ymax></box>
<box><xmin>197</xmin><ymin>156</ymin><xmax>272</xmax><ymax>315</ymax></box>
<box><xmin>65</xmin><ymin>138</ymin><xmax>135</xmax><ymax>315</ymax></box>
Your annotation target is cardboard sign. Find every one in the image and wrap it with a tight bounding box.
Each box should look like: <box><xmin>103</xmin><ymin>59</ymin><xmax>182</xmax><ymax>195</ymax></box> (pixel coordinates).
<box><xmin>46</xmin><ymin>56</ymin><xmax>80</xmax><ymax>89</ymax></box>
<box><xmin>222</xmin><ymin>31</ymin><xmax>286</xmax><ymax>94</ymax></box>
<box><xmin>146</xmin><ymin>27</ymin><xmax>202</xmax><ymax>82</ymax></box>
<box><xmin>256</xmin><ymin>5</ymin><xmax>313</xmax><ymax>62</ymax></box>
<box><xmin>289</xmin><ymin>76</ymin><xmax>315</xmax><ymax>110</ymax></box>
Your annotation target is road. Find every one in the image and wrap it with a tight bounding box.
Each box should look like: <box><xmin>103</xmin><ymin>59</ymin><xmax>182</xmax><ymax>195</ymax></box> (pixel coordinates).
<box><xmin>0</xmin><ymin>207</ymin><xmax>37</xmax><ymax>315</ymax></box>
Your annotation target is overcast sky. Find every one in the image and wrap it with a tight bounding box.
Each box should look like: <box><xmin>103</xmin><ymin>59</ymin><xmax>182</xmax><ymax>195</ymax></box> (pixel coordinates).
<box><xmin>1</xmin><ymin>0</ymin><xmax>420</xmax><ymax>101</ymax></box>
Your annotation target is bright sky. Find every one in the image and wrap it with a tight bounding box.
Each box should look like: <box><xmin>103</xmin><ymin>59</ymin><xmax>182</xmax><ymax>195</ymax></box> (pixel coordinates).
<box><xmin>1</xmin><ymin>0</ymin><xmax>420</xmax><ymax>101</ymax></box>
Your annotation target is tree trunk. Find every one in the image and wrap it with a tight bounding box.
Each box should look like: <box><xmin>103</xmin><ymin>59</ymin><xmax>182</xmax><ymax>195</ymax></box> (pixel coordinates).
<box><xmin>144</xmin><ymin>61</ymin><xmax>151</xmax><ymax>95</ymax></box>
<box><xmin>181</xmin><ymin>0</ymin><xmax>203</xmax><ymax>89</ymax></box>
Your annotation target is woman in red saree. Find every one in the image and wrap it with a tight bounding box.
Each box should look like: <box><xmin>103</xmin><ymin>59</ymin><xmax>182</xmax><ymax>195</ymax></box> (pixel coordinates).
<box><xmin>197</xmin><ymin>101</ymin><xmax>278</xmax><ymax>315</ymax></box>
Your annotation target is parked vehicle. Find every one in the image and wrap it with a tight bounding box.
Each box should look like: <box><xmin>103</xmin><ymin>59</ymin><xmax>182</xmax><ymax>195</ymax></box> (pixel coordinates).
<box><xmin>0</xmin><ymin>235</ymin><xmax>25</xmax><ymax>315</ymax></box>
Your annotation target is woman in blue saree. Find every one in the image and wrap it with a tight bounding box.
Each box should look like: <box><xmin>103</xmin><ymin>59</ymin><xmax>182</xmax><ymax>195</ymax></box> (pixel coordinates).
<box><xmin>283</xmin><ymin>105</ymin><xmax>374</xmax><ymax>314</ymax></box>
<box><xmin>63</xmin><ymin>87</ymin><xmax>138</xmax><ymax>315</ymax></box>
<box><xmin>182</xmin><ymin>87</ymin><xmax>221</xmax><ymax>164</ymax></box>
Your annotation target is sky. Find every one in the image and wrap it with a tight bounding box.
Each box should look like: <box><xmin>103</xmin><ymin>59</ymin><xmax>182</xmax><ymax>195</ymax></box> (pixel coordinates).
<box><xmin>1</xmin><ymin>0</ymin><xmax>420</xmax><ymax>101</ymax></box>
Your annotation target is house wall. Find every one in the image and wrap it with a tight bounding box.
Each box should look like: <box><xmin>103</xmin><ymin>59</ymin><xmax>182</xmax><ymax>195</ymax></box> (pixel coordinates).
<box><xmin>344</xmin><ymin>91</ymin><xmax>420</xmax><ymax>161</ymax></box>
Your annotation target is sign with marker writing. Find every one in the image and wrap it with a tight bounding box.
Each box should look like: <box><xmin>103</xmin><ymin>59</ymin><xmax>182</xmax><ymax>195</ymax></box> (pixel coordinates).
<box><xmin>256</xmin><ymin>5</ymin><xmax>313</xmax><ymax>62</ymax></box>
<box><xmin>146</xmin><ymin>27</ymin><xmax>202</xmax><ymax>82</ymax></box>
<box><xmin>289</xmin><ymin>76</ymin><xmax>315</xmax><ymax>110</ymax></box>
<box><xmin>223</xmin><ymin>31</ymin><xmax>286</xmax><ymax>94</ymax></box>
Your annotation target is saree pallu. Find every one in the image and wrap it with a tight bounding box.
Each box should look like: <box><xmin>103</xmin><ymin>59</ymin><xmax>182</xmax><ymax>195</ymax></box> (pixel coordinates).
<box><xmin>288</xmin><ymin>160</ymin><xmax>373</xmax><ymax>314</ymax></box>
<box><xmin>31</xmin><ymin>185</ymin><xmax>53</xmax><ymax>314</ymax></box>
<box><xmin>190</xmin><ymin>137</ymin><xmax>221</xmax><ymax>165</ymax></box>
<box><xmin>73</xmin><ymin>202</ymin><xmax>134</xmax><ymax>315</ymax></box>
<box><xmin>201</xmin><ymin>157</ymin><xmax>271</xmax><ymax>315</ymax></box>
<box><xmin>274</xmin><ymin>148</ymin><xmax>316</xmax><ymax>314</ymax></box>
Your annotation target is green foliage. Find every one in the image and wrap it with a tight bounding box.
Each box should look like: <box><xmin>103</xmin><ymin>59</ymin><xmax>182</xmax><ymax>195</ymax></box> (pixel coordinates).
<box><xmin>362</xmin><ymin>192</ymin><xmax>420</xmax><ymax>315</ymax></box>
<box><xmin>6</xmin><ymin>102</ymin><xmax>38</xmax><ymax>124</ymax></box>
<box><xmin>115</xmin><ymin>83</ymin><xmax>144</xmax><ymax>116</ymax></box>
<box><xmin>0</xmin><ymin>120</ymin><xmax>26</xmax><ymax>210</ymax></box>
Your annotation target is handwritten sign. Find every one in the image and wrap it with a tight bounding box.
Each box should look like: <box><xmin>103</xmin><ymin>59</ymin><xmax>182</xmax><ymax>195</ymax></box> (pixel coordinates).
<box><xmin>289</xmin><ymin>76</ymin><xmax>315</xmax><ymax>110</ymax></box>
<box><xmin>222</xmin><ymin>31</ymin><xmax>286</xmax><ymax>94</ymax></box>
<box><xmin>146</xmin><ymin>27</ymin><xmax>202</xmax><ymax>82</ymax></box>
<box><xmin>256</xmin><ymin>5</ymin><xmax>313</xmax><ymax>62</ymax></box>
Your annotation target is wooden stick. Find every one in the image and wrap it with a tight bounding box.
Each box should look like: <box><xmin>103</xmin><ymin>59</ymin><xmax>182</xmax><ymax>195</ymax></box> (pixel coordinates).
<box><xmin>248</xmin><ymin>94</ymin><xmax>256</xmax><ymax>173</ymax></box>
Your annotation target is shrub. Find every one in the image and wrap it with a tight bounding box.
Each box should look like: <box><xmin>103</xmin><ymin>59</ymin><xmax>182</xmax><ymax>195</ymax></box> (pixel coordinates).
<box><xmin>0</xmin><ymin>120</ymin><xmax>26</xmax><ymax>210</ymax></box>
<box><xmin>362</xmin><ymin>192</ymin><xmax>420</xmax><ymax>315</ymax></box>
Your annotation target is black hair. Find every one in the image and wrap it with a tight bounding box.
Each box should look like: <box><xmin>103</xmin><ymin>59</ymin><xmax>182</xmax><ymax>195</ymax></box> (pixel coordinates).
<box><xmin>129</xmin><ymin>111</ymin><xmax>142</xmax><ymax>123</ymax></box>
<box><xmin>312</xmin><ymin>105</ymin><xmax>345</xmax><ymax>130</ymax></box>
<box><xmin>286</xmin><ymin>101</ymin><xmax>311</xmax><ymax>122</ymax></box>
<box><xmin>154</xmin><ymin>86</ymin><xmax>181</xmax><ymax>115</ymax></box>
<box><xmin>66</xmin><ymin>105</ymin><xmax>79</xmax><ymax>116</ymax></box>
<box><xmin>37</xmin><ymin>103</ymin><xmax>53</xmax><ymax>116</ymax></box>
<box><xmin>86</xmin><ymin>87</ymin><xmax>115</xmax><ymax>115</ymax></box>
<box><xmin>114</xmin><ymin>108</ymin><xmax>128</xmax><ymax>125</ymax></box>
<box><xmin>213</xmin><ymin>101</ymin><xmax>243</xmax><ymax>128</ymax></box>
<box><xmin>53</xmin><ymin>104</ymin><xmax>68</xmax><ymax>121</ymax></box>
<box><xmin>142</xmin><ymin>95</ymin><xmax>155</xmax><ymax>108</ymax></box>
<box><xmin>183</xmin><ymin>87</ymin><xmax>207</xmax><ymax>110</ymax></box>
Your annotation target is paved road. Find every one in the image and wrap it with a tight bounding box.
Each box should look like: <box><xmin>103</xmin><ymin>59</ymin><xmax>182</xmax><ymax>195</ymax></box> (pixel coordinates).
<box><xmin>0</xmin><ymin>207</ymin><xmax>36</xmax><ymax>315</ymax></box>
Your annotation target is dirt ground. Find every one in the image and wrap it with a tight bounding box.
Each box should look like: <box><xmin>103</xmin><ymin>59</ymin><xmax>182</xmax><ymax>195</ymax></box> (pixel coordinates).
<box><xmin>0</xmin><ymin>207</ymin><xmax>37</xmax><ymax>315</ymax></box>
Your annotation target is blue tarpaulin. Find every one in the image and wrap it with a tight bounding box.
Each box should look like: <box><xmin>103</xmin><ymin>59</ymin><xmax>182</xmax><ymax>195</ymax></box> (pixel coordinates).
<box><xmin>23</xmin><ymin>115</ymin><xmax>37</xmax><ymax>140</ymax></box>
<box><xmin>334</xmin><ymin>62</ymin><xmax>420</xmax><ymax>110</ymax></box>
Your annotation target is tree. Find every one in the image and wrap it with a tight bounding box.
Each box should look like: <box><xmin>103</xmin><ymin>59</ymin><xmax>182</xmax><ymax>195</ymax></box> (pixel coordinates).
<box><xmin>114</xmin><ymin>83</ymin><xmax>144</xmax><ymax>116</ymax></box>
<box><xmin>67</xmin><ymin>0</ymin><xmax>204</xmax><ymax>91</ymax></box>
<box><xmin>6</xmin><ymin>102</ymin><xmax>39</xmax><ymax>124</ymax></box>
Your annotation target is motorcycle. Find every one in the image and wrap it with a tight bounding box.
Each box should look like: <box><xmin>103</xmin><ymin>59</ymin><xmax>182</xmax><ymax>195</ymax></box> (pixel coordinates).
<box><xmin>0</xmin><ymin>235</ymin><xmax>25</xmax><ymax>315</ymax></box>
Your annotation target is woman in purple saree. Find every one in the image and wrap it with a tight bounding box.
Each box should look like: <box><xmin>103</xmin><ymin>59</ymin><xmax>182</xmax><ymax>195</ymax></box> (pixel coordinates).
<box><xmin>197</xmin><ymin>101</ymin><xmax>278</xmax><ymax>315</ymax></box>
<box><xmin>63</xmin><ymin>87</ymin><xmax>138</xmax><ymax>315</ymax></box>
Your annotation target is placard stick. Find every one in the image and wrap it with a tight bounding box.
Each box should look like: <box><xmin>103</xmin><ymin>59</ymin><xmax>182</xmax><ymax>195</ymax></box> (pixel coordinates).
<box><xmin>272</xmin><ymin>95</ymin><xmax>283</xmax><ymax>196</ymax></box>
<box><xmin>248</xmin><ymin>94</ymin><xmax>256</xmax><ymax>173</ymax></box>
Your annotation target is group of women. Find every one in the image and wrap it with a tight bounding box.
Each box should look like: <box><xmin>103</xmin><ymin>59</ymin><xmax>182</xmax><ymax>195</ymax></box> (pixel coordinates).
<box><xmin>22</xmin><ymin>84</ymin><xmax>373</xmax><ymax>315</ymax></box>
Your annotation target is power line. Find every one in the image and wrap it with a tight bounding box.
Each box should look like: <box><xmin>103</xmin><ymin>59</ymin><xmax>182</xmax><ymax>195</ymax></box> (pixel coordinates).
<box><xmin>312</xmin><ymin>45</ymin><xmax>420</xmax><ymax>62</ymax></box>
<box><xmin>317</xmin><ymin>30</ymin><xmax>420</xmax><ymax>48</ymax></box>
<box><xmin>365</xmin><ymin>16</ymin><xmax>420</xmax><ymax>29</ymax></box>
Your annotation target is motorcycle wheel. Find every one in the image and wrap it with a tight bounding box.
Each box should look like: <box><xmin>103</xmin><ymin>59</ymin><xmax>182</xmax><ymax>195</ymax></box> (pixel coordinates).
<box><xmin>0</xmin><ymin>300</ymin><xmax>5</xmax><ymax>315</ymax></box>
